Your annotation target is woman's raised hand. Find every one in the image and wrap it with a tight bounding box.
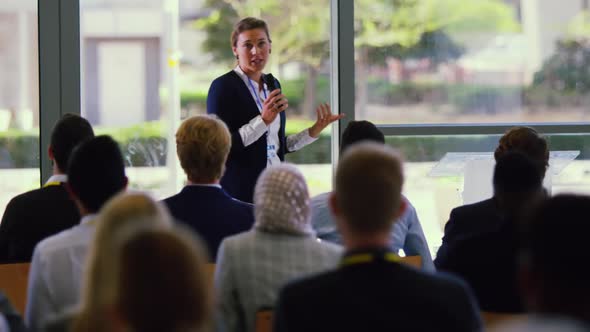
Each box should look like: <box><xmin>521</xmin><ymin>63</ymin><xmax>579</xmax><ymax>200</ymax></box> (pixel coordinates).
<box><xmin>308</xmin><ymin>103</ymin><xmax>345</xmax><ymax>138</ymax></box>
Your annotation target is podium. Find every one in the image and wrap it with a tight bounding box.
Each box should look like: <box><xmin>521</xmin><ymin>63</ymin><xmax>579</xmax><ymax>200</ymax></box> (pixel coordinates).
<box><xmin>429</xmin><ymin>151</ymin><xmax>579</xmax><ymax>205</ymax></box>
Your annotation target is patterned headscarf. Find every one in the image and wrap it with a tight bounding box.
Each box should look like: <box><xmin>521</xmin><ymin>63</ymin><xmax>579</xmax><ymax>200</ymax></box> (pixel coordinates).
<box><xmin>253</xmin><ymin>163</ymin><xmax>314</xmax><ymax>236</ymax></box>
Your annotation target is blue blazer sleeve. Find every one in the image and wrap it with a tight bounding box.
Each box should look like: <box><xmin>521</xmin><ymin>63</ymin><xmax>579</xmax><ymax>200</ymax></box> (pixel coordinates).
<box><xmin>207</xmin><ymin>74</ymin><xmax>249</xmax><ymax>160</ymax></box>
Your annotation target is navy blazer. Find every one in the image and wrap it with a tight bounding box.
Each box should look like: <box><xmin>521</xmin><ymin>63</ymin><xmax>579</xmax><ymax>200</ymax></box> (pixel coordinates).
<box><xmin>162</xmin><ymin>185</ymin><xmax>254</xmax><ymax>260</ymax></box>
<box><xmin>207</xmin><ymin>70</ymin><xmax>287</xmax><ymax>203</ymax></box>
<box><xmin>274</xmin><ymin>248</ymin><xmax>482</xmax><ymax>332</ymax></box>
<box><xmin>435</xmin><ymin>197</ymin><xmax>502</xmax><ymax>267</ymax></box>
<box><xmin>0</xmin><ymin>183</ymin><xmax>80</xmax><ymax>263</ymax></box>
<box><xmin>435</xmin><ymin>220</ymin><xmax>524</xmax><ymax>313</ymax></box>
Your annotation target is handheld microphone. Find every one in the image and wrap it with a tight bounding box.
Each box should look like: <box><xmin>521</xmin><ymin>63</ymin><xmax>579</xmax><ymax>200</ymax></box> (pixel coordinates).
<box><xmin>263</xmin><ymin>73</ymin><xmax>278</xmax><ymax>92</ymax></box>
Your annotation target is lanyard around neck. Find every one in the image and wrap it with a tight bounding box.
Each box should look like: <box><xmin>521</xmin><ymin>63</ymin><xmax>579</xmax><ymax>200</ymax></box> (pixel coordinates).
<box><xmin>340</xmin><ymin>251</ymin><xmax>401</xmax><ymax>267</ymax></box>
<box><xmin>247</xmin><ymin>77</ymin><xmax>268</xmax><ymax>111</ymax></box>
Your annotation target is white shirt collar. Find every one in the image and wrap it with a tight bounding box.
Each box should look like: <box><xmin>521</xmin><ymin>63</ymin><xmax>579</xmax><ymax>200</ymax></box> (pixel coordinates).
<box><xmin>233</xmin><ymin>65</ymin><xmax>267</xmax><ymax>88</ymax></box>
<box><xmin>45</xmin><ymin>174</ymin><xmax>68</xmax><ymax>184</ymax></box>
<box><xmin>187</xmin><ymin>183</ymin><xmax>222</xmax><ymax>189</ymax></box>
<box><xmin>80</xmin><ymin>214</ymin><xmax>97</xmax><ymax>225</ymax></box>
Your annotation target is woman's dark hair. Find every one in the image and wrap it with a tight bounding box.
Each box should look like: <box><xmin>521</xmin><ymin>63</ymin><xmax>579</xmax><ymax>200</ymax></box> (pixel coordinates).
<box><xmin>231</xmin><ymin>17</ymin><xmax>272</xmax><ymax>48</ymax></box>
<box><xmin>67</xmin><ymin>135</ymin><xmax>126</xmax><ymax>213</ymax></box>
<box><xmin>340</xmin><ymin>120</ymin><xmax>385</xmax><ymax>154</ymax></box>
<box><xmin>50</xmin><ymin>113</ymin><xmax>94</xmax><ymax>172</ymax></box>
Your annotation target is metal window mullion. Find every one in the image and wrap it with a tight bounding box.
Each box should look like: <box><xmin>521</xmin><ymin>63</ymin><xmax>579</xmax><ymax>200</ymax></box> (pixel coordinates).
<box><xmin>330</xmin><ymin>0</ymin><xmax>354</xmax><ymax>168</ymax></box>
<box><xmin>38</xmin><ymin>0</ymin><xmax>62</xmax><ymax>184</ymax></box>
<box><xmin>38</xmin><ymin>0</ymin><xmax>80</xmax><ymax>184</ymax></box>
<box><xmin>60</xmin><ymin>0</ymin><xmax>80</xmax><ymax>118</ymax></box>
<box><xmin>377</xmin><ymin>123</ymin><xmax>590</xmax><ymax>137</ymax></box>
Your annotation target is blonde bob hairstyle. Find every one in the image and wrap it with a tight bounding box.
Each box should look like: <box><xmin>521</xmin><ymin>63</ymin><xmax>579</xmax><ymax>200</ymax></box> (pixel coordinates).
<box><xmin>176</xmin><ymin>115</ymin><xmax>231</xmax><ymax>183</ymax></box>
<box><xmin>72</xmin><ymin>192</ymin><xmax>173</xmax><ymax>332</ymax></box>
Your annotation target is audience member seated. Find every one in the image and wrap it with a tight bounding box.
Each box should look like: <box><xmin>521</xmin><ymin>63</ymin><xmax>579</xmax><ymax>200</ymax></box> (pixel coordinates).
<box><xmin>107</xmin><ymin>228</ymin><xmax>212</xmax><ymax>332</ymax></box>
<box><xmin>43</xmin><ymin>193</ymin><xmax>196</xmax><ymax>332</ymax></box>
<box><xmin>274</xmin><ymin>143</ymin><xmax>481</xmax><ymax>332</ymax></box>
<box><xmin>25</xmin><ymin>135</ymin><xmax>127</xmax><ymax>330</ymax></box>
<box><xmin>310</xmin><ymin>120</ymin><xmax>434</xmax><ymax>270</ymax></box>
<box><xmin>0</xmin><ymin>114</ymin><xmax>94</xmax><ymax>263</ymax></box>
<box><xmin>435</xmin><ymin>126</ymin><xmax>549</xmax><ymax>266</ymax></box>
<box><xmin>215</xmin><ymin>163</ymin><xmax>342</xmax><ymax>332</ymax></box>
<box><xmin>0</xmin><ymin>291</ymin><xmax>26</xmax><ymax>332</ymax></box>
<box><xmin>518</xmin><ymin>194</ymin><xmax>590</xmax><ymax>326</ymax></box>
<box><xmin>163</xmin><ymin>115</ymin><xmax>254</xmax><ymax>260</ymax></box>
<box><xmin>435</xmin><ymin>152</ymin><xmax>545</xmax><ymax>312</ymax></box>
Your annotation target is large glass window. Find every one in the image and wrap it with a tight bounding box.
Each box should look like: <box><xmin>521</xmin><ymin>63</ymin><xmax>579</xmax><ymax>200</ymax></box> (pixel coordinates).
<box><xmin>183</xmin><ymin>0</ymin><xmax>333</xmax><ymax>195</ymax></box>
<box><xmin>388</xmin><ymin>133</ymin><xmax>590</xmax><ymax>256</ymax></box>
<box><xmin>80</xmin><ymin>0</ymin><xmax>176</xmax><ymax>197</ymax></box>
<box><xmin>0</xmin><ymin>1</ymin><xmax>39</xmax><ymax>219</ymax></box>
<box><xmin>80</xmin><ymin>0</ymin><xmax>332</xmax><ymax>198</ymax></box>
<box><xmin>354</xmin><ymin>0</ymin><xmax>590</xmax><ymax>125</ymax></box>
<box><xmin>351</xmin><ymin>0</ymin><xmax>590</xmax><ymax>258</ymax></box>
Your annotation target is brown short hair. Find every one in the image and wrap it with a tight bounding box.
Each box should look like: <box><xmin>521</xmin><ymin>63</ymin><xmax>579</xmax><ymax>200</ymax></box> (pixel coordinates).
<box><xmin>231</xmin><ymin>17</ymin><xmax>272</xmax><ymax>48</ymax></box>
<box><xmin>176</xmin><ymin>115</ymin><xmax>231</xmax><ymax>183</ymax></box>
<box><xmin>334</xmin><ymin>142</ymin><xmax>404</xmax><ymax>234</ymax></box>
<box><xmin>117</xmin><ymin>228</ymin><xmax>212</xmax><ymax>332</ymax></box>
<box><xmin>494</xmin><ymin>126</ymin><xmax>549</xmax><ymax>178</ymax></box>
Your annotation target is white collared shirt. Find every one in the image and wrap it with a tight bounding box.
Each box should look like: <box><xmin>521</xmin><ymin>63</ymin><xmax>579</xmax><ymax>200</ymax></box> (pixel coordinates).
<box><xmin>233</xmin><ymin>66</ymin><xmax>317</xmax><ymax>165</ymax></box>
<box><xmin>186</xmin><ymin>183</ymin><xmax>222</xmax><ymax>189</ymax></box>
<box><xmin>44</xmin><ymin>174</ymin><xmax>67</xmax><ymax>185</ymax></box>
<box><xmin>25</xmin><ymin>214</ymin><xmax>97</xmax><ymax>330</ymax></box>
<box><xmin>0</xmin><ymin>314</ymin><xmax>8</xmax><ymax>332</ymax></box>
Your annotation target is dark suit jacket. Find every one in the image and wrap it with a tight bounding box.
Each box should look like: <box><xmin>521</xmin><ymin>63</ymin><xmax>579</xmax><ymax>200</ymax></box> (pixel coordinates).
<box><xmin>0</xmin><ymin>291</ymin><xmax>26</xmax><ymax>332</ymax></box>
<box><xmin>0</xmin><ymin>183</ymin><xmax>80</xmax><ymax>263</ymax></box>
<box><xmin>435</xmin><ymin>197</ymin><xmax>502</xmax><ymax>267</ymax></box>
<box><xmin>435</xmin><ymin>220</ymin><xmax>524</xmax><ymax>313</ymax></box>
<box><xmin>162</xmin><ymin>185</ymin><xmax>254</xmax><ymax>260</ymax></box>
<box><xmin>207</xmin><ymin>70</ymin><xmax>288</xmax><ymax>203</ymax></box>
<box><xmin>274</xmin><ymin>248</ymin><xmax>482</xmax><ymax>332</ymax></box>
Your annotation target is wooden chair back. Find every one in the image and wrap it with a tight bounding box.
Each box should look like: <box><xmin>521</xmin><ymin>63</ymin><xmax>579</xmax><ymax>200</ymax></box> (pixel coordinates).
<box><xmin>0</xmin><ymin>263</ymin><xmax>31</xmax><ymax>314</ymax></box>
<box><xmin>255</xmin><ymin>309</ymin><xmax>273</xmax><ymax>332</ymax></box>
<box><xmin>400</xmin><ymin>255</ymin><xmax>421</xmax><ymax>268</ymax></box>
<box><xmin>481</xmin><ymin>311</ymin><xmax>527</xmax><ymax>329</ymax></box>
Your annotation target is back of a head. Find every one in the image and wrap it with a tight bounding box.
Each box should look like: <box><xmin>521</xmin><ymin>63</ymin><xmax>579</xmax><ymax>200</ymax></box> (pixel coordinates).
<box><xmin>117</xmin><ymin>228</ymin><xmax>212</xmax><ymax>332</ymax></box>
<box><xmin>176</xmin><ymin>115</ymin><xmax>231</xmax><ymax>183</ymax></box>
<box><xmin>494</xmin><ymin>126</ymin><xmax>549</xmax><ymax>178</ymax></box>
<box><xmin>523</xmin><ymin>194</ymin><xmax>590</xmax><ymax>320</ymax></box>
<box><xmin>50</xmin><ymin>113</ymin><xmax>94</xmax><ymax>172</ymax></box>
<box><xmin>493</xmin><ymin>152</ymin><xmax>544</xmax><ymax>216</ymax></box>
<box><xmin>254</xmin><ymin>163</ymin><xmax>312</xmax><ymax>235</ymax></box>
<box><xmin>334</xmin><ymin>142</ymin><xmax>404</xmax><ymax>235</ymax></box>
<box><xmin>340</xmin><ymin>120</ymin><xmax>385</xmax><ymax>154</ymax></box>
<box><xmin>75</xmin><ymin>193</ymin><xmax>173</xmax><ymax>332</ymax></box>
<box><xmin>67</xmin><ymin>135</ymin><xmax>126</xmax><ymax>213</ymax></box>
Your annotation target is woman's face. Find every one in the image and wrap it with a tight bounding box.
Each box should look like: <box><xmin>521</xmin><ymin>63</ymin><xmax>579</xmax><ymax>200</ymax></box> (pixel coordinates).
<box><xmin>233</xmin><ymin>28</ymin><xmax>271</xmax><ymax>76</ymax></box>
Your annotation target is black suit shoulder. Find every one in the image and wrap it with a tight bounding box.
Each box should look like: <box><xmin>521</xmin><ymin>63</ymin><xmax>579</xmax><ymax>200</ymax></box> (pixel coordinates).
<box><xmin>436</xmin><ymin>198</ymin><xmax>500</xmax><ymax>266</ymax></box>
<box><xmin>445</xmin><ymin>198</ymin><xmax>498</xmax><ymax>227</ymax></box>
<box><xmin>0</xmin><ymin>185</ymin><xmax>79</xmax><ymax>263</ymax></box>
<box><xmin>436</xmin><ymin>223</ymin><xmax>524</xmax><ymax>313</ymax></box>
<box><xmin>275</xmin><ymin>263</ymin><xmax>481</xmax><ymax>332</ymax></box>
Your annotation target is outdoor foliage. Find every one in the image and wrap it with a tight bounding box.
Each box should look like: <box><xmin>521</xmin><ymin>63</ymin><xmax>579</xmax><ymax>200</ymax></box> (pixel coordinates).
<box><xmin>4</xmin><ymin>126</ymin><xmax>590</xmax><ymax>167</ymax></box>
<box><xmin>532</xmin><ymin>39</ymin><xmax>590</xmax><ymax>94</ymax></box>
